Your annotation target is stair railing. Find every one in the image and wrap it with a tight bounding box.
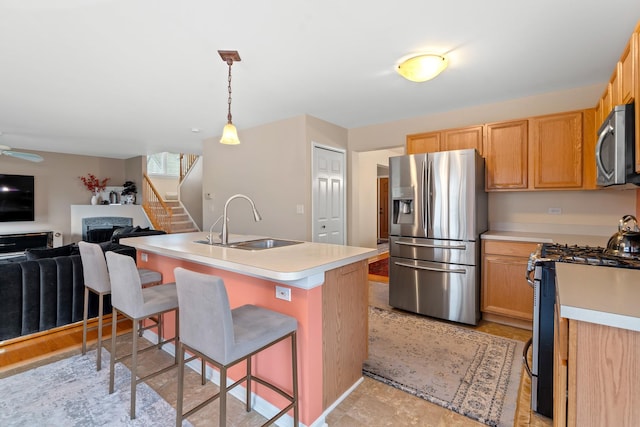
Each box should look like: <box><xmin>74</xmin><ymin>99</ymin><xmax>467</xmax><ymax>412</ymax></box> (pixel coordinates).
<box><xmin>142</xmin><ymin>173</ymin><xmax>173</xmax><ymax>233</ymax></box>
<box><xmin>179</xmin><ymin>153</ymin><xmax>199</xmax><ymax>183</ymax></box>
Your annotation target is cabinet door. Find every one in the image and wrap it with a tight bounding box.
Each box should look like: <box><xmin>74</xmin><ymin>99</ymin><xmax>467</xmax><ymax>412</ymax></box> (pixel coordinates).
<box><xmin>530</xmin><ymin>111</ymin><xmax>583</xmax><ymax>189</ymax></box>
<box><xmin>611</xmin><ymin>68</ymin><xmax>621</xmax><ymax>106</ymax></box>
<box><xmin>554</xmin><ymin>301</ymin><xmax>569</xmax><ymax>427</ymax></box>
<box><xmin>620</xmin><ymin>33</ymin><xmax>636</xmax><ymax>104</ymax></box>
<box><xmin>485</xmin><ymin>120</ymin><xmax>528</xmax><ymax>190</ymax></box>
<box><xmin>441</xmin><ymin>126</ymin><xmax>483</xmax><ymax>155</ymax></box>
<box><xmin>481</xmin><ymin>241</ymin><xmax>535</xmax><ymax>324</ymax></box>
<box><xmin>406</xmin><ymin>132</ymin><xmax>440</xmax><ymax>154</ymax></box>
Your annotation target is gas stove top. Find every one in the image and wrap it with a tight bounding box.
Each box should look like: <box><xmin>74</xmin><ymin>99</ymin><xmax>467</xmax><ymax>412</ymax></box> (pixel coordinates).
<box><xmin>536</xmin><ymin>242</ymin><xmax>640</xmax><ymax>268</ymax></box>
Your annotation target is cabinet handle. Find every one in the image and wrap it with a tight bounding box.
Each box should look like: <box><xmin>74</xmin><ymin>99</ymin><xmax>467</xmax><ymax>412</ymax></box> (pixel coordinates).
<box><xmin>595</xmin><ymin>123</ymin><xmax>614</xmax><ymax>181</ymax></box>
<box><xmin>0</xmin><ymin>243</ymin><xmax>16</xmax><ymax>247</ymax></box>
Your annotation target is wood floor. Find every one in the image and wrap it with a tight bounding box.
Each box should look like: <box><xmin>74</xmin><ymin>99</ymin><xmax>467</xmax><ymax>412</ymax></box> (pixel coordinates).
<box><xmin>1</xmin><ymin>252</ymin><xmax>551</xmax><ymax>426</ymax></box>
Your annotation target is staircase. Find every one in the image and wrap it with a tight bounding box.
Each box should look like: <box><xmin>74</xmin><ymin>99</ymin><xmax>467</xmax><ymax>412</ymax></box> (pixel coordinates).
<box><xmin>142</xmin><ymin>153</ymin><xmax>201</xmax><ymax>234</ymax></box>
<box><xmin>164</xmin><ymin>200</ymin><xmax>198</xmax><ymax>233</ymax></box>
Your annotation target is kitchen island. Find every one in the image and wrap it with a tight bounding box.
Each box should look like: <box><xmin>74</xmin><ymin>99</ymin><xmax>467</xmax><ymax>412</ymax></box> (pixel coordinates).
<box><xmin>554</xmin><ymin>263</ymin><xmax>640</xmax><ymax>427</ymax></box>
<box><xmin>120</xmin><ymin>232</ymin><xmax>377</xmax><ymax>427</ymax></box>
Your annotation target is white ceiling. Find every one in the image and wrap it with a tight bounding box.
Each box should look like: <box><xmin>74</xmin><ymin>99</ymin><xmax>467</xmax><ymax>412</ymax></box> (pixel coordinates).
<box><xmin>1</xmin><ymin>0</ymin><xmax>639</xmax><ymax>159</ymax></box>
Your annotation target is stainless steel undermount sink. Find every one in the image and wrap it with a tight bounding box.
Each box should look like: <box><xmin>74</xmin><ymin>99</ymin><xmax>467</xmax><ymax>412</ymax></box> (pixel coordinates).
<box><xmin>194</xmin><ymin>238</ymin><xmax>303</xmax><ymax>250</ymax></box>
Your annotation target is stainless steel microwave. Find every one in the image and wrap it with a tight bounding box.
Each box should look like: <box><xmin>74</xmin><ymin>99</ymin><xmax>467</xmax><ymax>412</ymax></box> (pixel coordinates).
<box><xmin>595</xmin><ymin>103</ymin><xmax>638</xmax><ymax>186</ymax></box>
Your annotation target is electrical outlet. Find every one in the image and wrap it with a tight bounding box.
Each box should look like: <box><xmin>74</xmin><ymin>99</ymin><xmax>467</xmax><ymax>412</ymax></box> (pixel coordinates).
<box><xmin>140</xmin><ymin>252</ymin><xmax>148</xmax><ymax>262</ymax></box>
<box><xmin>275</xmin><ymin>286</ymin><xmax>291</xmax><ymax>301</ymax></box>
<box><xmin>547</xmin><ymin>207</ymin><xmax>562</xmax><ymax>215</ymax></box>
<box><xmin>296</xmin><ymin>204</ymin><xmax>304</xmax><ymax>214</ymax></box>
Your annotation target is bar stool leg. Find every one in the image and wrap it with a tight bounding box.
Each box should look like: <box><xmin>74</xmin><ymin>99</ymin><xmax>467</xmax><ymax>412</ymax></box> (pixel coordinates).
<box><xmin>246</xmin><ymin>356</ymin><xmax>252</xmax><ymax>412</ymax></box>
<box><xmin>130</xmin><ymin>318</ymin><xmax>139</xmax><ymax>419</ymax></box>
<box><xmin>82</xmin><ymin>287</ymin><xmax>89</xmax><ymax>355</ymax></box>
<box><xmin>176</xmin><ymin>341</ymin><xmax>185</xmax><ymax>427</ymax></box>
<box><xmin>109</xmin><ymin>308</ymin><xmax>118</xmax><ymax>394</ymax></box>
<box><xmin>292</xmin><ymin>332</ymin><xmax>299</xmax><ymax>426</ymax></box>
<box><xmin>96</xmin><ymin>294</ymin><xmax>104</xmax><ymax>370</ymax></box>
<box><xmin>219</xmin><ymin>366</ymin><xmax>227</xmax><ymax>427</ymax></box>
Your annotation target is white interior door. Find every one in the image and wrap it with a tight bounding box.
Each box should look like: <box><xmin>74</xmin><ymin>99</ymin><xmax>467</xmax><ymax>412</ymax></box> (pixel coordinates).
<box><xmin>312</xmin><ymin>144</ymin><xmax>346</xmax><ymax>244</ymax></box>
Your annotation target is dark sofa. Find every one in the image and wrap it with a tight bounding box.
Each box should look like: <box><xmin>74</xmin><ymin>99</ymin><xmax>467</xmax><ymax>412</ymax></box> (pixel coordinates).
<box><xmin>0</xmin><ymin>227</ymin><xmax>165</xmax><ymax>341</ymax></box>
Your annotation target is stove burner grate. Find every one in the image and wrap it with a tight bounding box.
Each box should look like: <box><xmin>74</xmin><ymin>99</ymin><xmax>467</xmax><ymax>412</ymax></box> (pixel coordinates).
<box><xmin>540</xmin><ymin>243</ymin><xmax>640</xmax><ymax>268</ymax></box>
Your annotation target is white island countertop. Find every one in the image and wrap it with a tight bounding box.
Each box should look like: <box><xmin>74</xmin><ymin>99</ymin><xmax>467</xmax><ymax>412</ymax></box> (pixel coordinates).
<box><xmin>120</xmin><ymin>232</ymin><xmax>377</xmax><ymax>289</ymax></box>
<box><xmin>556</xmin><ymin>263</ymin><xmax>640</xmax><ymax>332</ymax></box>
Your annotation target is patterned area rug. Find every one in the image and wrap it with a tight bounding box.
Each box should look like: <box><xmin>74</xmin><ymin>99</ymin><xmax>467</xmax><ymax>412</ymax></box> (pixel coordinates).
<box><xmin>364</xmin><ymin>306</ymin><xmax>523</xmax><ymax>427</ymax></box>
<box><xmin>0</xmin><ymin>350</ymin><xmax>190</xmax><ymax>427</ymax></box>
<box><xmin>368</xmin><ymin>258</ymin><xmax>389</xmax><ymax>276</ymax></box>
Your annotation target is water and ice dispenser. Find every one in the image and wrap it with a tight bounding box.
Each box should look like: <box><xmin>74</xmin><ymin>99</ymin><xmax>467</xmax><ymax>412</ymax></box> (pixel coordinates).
<box><xmin>391</xmin><ymin>186</ymin><xmax>415</xmax><ymax>225</ymax></box>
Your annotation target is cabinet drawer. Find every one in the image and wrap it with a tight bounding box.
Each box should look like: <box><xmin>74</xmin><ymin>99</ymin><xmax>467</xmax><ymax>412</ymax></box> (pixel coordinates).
<box><xmin>483</xmin><ymin>240</ymin><xmax>538</xmax><ymax>257</ymax></box>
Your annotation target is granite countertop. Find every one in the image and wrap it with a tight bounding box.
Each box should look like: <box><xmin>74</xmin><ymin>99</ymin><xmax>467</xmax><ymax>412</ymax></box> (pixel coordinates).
<box><xmin>120</xmin><ymin>232</ymin><xmax>377</xmax><ymax>289</ymax></box>
<box><xmin>481</xmin><ymin>230</ymin><xmax>609</xmax><ymax>247</ymax></box>
<box><xmin>556</xmin><ymin>262</ymin><xmax>640</xmax><ymax>332</ymax></box>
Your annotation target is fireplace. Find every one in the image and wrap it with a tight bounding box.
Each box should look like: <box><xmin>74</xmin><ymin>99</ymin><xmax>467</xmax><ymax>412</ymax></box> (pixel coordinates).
<box><xmin>82</xmin><ymin>216</ymin><xmax>133</xmax><ymax>241</ymax></box>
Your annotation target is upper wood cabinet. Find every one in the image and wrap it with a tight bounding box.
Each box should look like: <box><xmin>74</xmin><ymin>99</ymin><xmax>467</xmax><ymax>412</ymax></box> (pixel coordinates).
<box><xmin>442</xmin><ymin>126</ymin><xmax>483</xmax><ymax>155</ymax></box>
<box><xmin>485</xmin><ymin>120</ymin><xmax>528</xmax><ymax>190</ymax></box>
<box><xmin>406</xmin><ymin>125</ymin><xmax>483</xmax><ymax>155</ymax></box>
<box><xmin>406</xmin><ymin>131</ymin><xmax>440</xmax><ymax>154</ymax></box>
<box><xmin>620</xmin><ymin>33</ymin><xmax>636</xmax><ymax>104</ymax></box>
<box><xmin>595</xmin><ymin>21</ymin><xmax>639</xmax><ymax>173</ymax></box>
<box><xmin>530</xmin><ymin>111</ymin><xmax>583</xmax><ymax>189</ymax></box>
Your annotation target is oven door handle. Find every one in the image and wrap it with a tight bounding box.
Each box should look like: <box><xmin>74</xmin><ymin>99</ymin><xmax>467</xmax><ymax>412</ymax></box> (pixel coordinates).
<box><xmin>522</xmin><ymin>337</ymin><xmax>533</xmax><ymax>378</ymax></box>
<box><xmin>526</xmin><ymin>264</ymin><xmax>535</xmax><ymax>288</ymax></box>
<box><xmin>394</xmin><ymin>261</ymin><xmax>466</xmax><ymax>274</ymax></box>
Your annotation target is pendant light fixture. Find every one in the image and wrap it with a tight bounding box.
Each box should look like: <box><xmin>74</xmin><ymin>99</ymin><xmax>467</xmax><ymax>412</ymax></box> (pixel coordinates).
<box><xmin>218</xmin><ymin>50</ymin><xmax>241</xmax><ymax>145</ymax></box>
<box><xmin>397</xmin><ymin>53</ymin><xmax>448</xmax><ymax>82</ymax></box>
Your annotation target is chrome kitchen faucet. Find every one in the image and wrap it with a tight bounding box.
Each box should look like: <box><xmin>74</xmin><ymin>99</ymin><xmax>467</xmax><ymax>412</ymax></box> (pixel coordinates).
<box><xmin>220</xmin><ymin>194</ymin><xmax>262</xmax><ymax>245</ymax></box>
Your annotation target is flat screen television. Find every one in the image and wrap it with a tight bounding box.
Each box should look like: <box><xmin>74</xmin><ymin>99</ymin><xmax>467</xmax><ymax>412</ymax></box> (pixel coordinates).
<box><xmin>0</xmin><ymin>174</ymin><xmax>35</xmax><ymax>222</ymax></box>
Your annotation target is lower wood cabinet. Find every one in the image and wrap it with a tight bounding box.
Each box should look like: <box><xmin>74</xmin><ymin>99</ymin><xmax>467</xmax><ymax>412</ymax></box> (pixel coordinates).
<box><xmin>554</xmin><ymin>316</ymin><xmax>640</xmax><ymax>427</ymax></box>
<box><xmin>481</xmin><ymin>240</ymin><xmax>536</xmax><ymax>329</ymax></box>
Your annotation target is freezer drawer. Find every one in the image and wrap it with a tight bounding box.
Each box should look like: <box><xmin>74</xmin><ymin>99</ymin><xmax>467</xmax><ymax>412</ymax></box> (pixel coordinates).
<box><xmin>389</xmin><ymin>235</ymin><xmax>478</xmax><ymax>265</ymax></box>
<box><xmin>389</xmin><ymin>256</ymin><xmax>480</xmax><ymax>325</ymax></box>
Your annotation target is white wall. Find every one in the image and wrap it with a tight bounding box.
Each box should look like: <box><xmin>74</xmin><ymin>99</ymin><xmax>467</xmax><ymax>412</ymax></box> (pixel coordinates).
<box><xmin>349</xmin><ymin>148</ymin><xmax>404</xmax><ymax>248</ymax></box>
<box><xmin>179</xmin><ymin>156</ymin><xmax>203</xmax><ymax>230</ymax></box>
<box><xmin>147</xmin><ymin>175</ymin><xmax>179</xmax><ymax>199</ymax></box>
<box><xmin>489</xmin><ymin>189</ymin><xmax>636</xmax><ymax>236</ymax></box>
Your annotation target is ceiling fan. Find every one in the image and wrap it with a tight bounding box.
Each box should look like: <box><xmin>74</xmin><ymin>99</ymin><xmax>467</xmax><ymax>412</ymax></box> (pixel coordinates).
<box><xmin>0</xmin><ymin>144</ymin><xmax>44</xmax><ymax>163</ymax></box>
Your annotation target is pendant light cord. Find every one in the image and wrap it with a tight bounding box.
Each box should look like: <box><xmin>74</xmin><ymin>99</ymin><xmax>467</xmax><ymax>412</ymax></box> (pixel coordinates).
<box><xmin>226</xmin><ymin>59</ymin><xmax>233</xmax><ymax>124</ymax></box>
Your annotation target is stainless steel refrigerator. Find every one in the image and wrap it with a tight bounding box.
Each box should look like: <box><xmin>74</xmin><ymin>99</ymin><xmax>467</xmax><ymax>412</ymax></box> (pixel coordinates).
<box><xmin>388</xmin><ymin>149</ymin><xmax>487</xmax><ymax>325</ymax></box>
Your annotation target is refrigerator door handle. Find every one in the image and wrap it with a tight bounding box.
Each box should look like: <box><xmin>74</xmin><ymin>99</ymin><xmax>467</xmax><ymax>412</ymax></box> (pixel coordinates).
<box><xmin>395</xmin><ymin>240</ymin><xmax>466</xmax><ymax>250</ymax></box>
<box><xmin>394</xmin><ymin>261</ymin><xmax>466</xmax><ymax>274</ymax></box>
<box><xmin>421</xmin><ymin>159</ymin><xmax>427</xmax><ymax>231</ymax></box>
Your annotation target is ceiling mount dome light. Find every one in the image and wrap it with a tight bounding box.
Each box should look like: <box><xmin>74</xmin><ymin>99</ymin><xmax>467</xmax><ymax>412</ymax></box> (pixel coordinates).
<box><xmin>396</xmin><ymin>54</ymin><xmax>448</xmax><ymax>82</ymax></box>
<box><xmin>218</xmin><ymin>50</ymin><xmax>241</xmax><ymax>145</ymax></box>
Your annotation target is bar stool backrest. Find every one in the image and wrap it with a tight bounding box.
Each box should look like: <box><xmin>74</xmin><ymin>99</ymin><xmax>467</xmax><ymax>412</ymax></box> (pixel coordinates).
<box><xmin>105</xmin><ymin>251</ymin><xmax>145</xmax><ymax>318</ymax></box>
<box><xmin>174</xmin><ymin>267</ymin><xmax>234</xmax><ymax>363</ymax></box>
<box><xmin>78</xmin><ymin>241</ymin><xmax>111</xmax><ymax>293</ymax></box>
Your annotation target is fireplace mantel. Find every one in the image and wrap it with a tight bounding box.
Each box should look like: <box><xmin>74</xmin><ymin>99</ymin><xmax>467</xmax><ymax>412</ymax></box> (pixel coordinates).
<box><xmin>70</xmin><ymin>205</ymin><xmax>151</xmax><ymax>242</ymax></box>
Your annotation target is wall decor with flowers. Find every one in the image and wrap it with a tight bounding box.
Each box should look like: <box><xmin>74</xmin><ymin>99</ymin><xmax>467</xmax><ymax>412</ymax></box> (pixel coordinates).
<box><xmin>79</xmin><ymin>173</ymin><xmax>110</xmax><ymax>205</ymax></box>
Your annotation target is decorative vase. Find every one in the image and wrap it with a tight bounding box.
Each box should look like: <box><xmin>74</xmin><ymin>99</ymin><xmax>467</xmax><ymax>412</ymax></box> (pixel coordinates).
<box><xmin>91</xmin><ymin>193</ymin><xmax>99</xmax><ymax>205</ymax></box>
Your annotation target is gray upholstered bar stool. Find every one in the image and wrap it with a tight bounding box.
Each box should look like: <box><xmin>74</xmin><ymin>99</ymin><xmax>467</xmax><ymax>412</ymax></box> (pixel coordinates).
<box><xmin>174</xmin><ymin>267</ymin><xmax>299</xmax><ymax>427</ymax></box>
<box><xmin>105</xmin><ymin>251</ymin><xmax>179</xmax><ymax>419</ymax></box>
<box><xmin>78</xmin><ymin>241</ymin><xmax>163</xmax><ymax>371</ymax></box>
